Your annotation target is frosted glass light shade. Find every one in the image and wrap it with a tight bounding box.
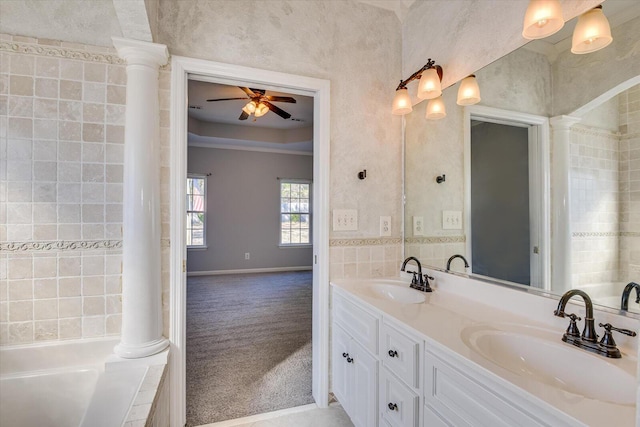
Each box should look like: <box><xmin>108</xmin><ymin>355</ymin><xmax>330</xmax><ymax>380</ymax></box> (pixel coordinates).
<box><xmin>417</xmin><ymin>67</ymin><xmax>442</xmax><ymax>100</ymax></box>
<box><xmin>522</xmin><ymin>0</ymin><xmax>564</xmax><ymax>40</ymax></box>
<box><xmin>392</xmin><ymin>88</ymin><xmax>413</xmax><ymax>115</ymax></box>
<box><xmin>571</xmin><ymin>7</ymin><xmax>612</xmax><ymax>54</ymax></box>
<box><xmin>243</xmin><ymin>101</ymin><xmax>257</xmax><ymax>114</ymax></box>
<box><xmin>457</xmin><ymin>75</ymin><xmax>481</xmax><ymax>106</ymax></box>
<box><xmin>426</xmin><ymin>96</ymin><xmax>446</xmax><ymax>120</ymax></box>
<box><xmin>254</xmin><ymin>103</ymin><xmax>269</xmax><ymax>117</ymax></box>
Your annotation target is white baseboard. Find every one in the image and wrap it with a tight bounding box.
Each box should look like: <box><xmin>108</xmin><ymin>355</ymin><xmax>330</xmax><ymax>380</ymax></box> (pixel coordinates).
<box><xmin>186</xmin><ymin>266</ymin><xmax>313</xmax><ymax>277</ymax></box>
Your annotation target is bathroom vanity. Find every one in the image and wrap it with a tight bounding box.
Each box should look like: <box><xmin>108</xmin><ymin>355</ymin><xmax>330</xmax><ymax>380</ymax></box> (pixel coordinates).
<box><xmin>330</xmin><ymin>272</ymin><xmax>638</xmax><ymax>427</ymax></box>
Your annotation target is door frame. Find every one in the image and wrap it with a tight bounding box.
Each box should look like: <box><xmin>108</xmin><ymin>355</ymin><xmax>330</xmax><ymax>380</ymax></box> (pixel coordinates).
<box><xmin>463</xmin><ymin>105</ymin><xmax>550</xmax><ymax>290</ymax></box>
<box><xmin>169</xmin><ymin>56</ymin><xmax>331</xmax><ymax>427</ymax></box>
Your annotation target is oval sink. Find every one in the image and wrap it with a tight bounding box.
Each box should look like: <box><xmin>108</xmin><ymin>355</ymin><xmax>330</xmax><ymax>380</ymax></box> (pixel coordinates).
<box><xmin>461</xmin><ymin>324</ymin><xmax>636</xmax><ymax>405</ymax></box>
<box><xmin>367</xmin><ymin>283</ymin><xmax>426</xmax><ymax>304</ymax></box>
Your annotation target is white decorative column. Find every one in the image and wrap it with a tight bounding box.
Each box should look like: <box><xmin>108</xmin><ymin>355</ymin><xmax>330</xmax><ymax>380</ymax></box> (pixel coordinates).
<box><xmin>549</xmin><ymin>116</ymin><xmax>581</xmax><ymax>293</ymax></box>
<box><xmin>112</xmin><ymin>37</ymin><xmax>169</xmax><ymax>358</ymax></box>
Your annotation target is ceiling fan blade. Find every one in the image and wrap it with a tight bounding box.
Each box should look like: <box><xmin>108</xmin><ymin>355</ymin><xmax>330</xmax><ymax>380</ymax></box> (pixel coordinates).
<box><xmin>206</xmin><ymin>97</ymin><xmax>248</xmax><ymax>102</ymax></box>
<box><xmin>239</xmin><ymin>111</ymin><xmax>250</xmax><ymax>120</ymax></box>
<box><xmin>250</xmin><ymin>88</ymin><xmax>266</xmax><ymax>95</ymax></box>
<box><xmin>266</xmin><ymin>96</ymin><xmax>297</xmax><ymax>103</ymax></box>
<box><xmin>263</xmin><ymin>101</ymin><xmax>291</xmax><ymax>120</ymax></box>
<box><xmin>239</xmin><ymin>87</ymin><xmax>256</xmax><ymax>97</ymax></box>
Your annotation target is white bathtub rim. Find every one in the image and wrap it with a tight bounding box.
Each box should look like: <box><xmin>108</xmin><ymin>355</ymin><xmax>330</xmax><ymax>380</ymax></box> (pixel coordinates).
<box><xmin>0</xmin><ymin>335</ymin><xmax>120</xmax><ymax>352</ymax></box>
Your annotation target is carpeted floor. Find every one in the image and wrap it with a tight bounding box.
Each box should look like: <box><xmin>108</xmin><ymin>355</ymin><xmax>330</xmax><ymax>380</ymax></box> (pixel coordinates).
<box><xmin>186</xmin><ymin>271</ymin><xmax>314</xmax><ymax>426</ymax></box>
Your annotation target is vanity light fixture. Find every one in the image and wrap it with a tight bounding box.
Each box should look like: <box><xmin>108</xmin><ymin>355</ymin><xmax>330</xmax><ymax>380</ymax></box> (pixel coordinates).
<box><xmin>571</xmin><ymin>5</ymin><xmax>612</xmax><ymax>54</ymax></box>
<box><xmin>426</xmin><ymin>96</ymin><xmax>447</xmax><ymax>120</ymax></box>
<box><xmin>456</xmin><ymin>75</ymin><xmax>481</xmax><ymax>106</ymax></box>
<box><xmin>392</xmin><ymin>59</ymin><xmax>443</xmax><ymax>116</ymax></box>
<box><xmin>522</xmin><ymin>0</ymin><xmax>564</xmax><ymax>40</ymax></box>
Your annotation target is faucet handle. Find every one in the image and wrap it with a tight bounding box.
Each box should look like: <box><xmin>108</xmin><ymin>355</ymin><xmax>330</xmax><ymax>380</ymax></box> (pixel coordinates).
<box><xmin>599</xmin><ymin>323</ymin><xmax>637</xmax><ymax>337</ymax></box>
<box><xmin>565</xmin><ymin>313</ymin><xmax>581</xmax><ymax>337</ymax></box>
<box><xmin>406</xmin><ymin>271</ymin><xmax>419</xmax><ymax>285</ymax></box>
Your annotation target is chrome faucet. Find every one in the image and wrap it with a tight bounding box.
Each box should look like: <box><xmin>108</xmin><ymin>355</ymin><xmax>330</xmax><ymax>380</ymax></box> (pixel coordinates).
<box><xmin>446</xmin><ymin>254</ymin><xmax>469</xmax><ymax>271</ymax></box>
<box><xmin>401</xmin><ymin>256</ymin><xmax>432</xmax><ymax>292</ymax></box>
<box><xmin>620</xmin><ymin>282</ymin><xmax>640</xmax><ymax>312</ymax></box>
<box><xmin>554</xmin><ymin>289</ymin><xmax>636</xmax><ymax>358</ymax></box>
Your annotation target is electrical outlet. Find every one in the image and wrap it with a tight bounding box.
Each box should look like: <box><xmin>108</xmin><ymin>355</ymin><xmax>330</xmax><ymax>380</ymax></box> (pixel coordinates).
<box><xmin>333</xmin><ymin>209</ymin><xmax>358</xmax><ymax>231</ymax></box>
<box><xmin>245</xmin><ymin>252</ymin><xmax>250</xmax><ymax>260</ymax></box>
<box><xmin>380</xmin><ymin>216</ymin><xmax>391</xmax><ymax>237</ymax></box>
<box><xmin>442</xmin><ymin>210</ymin><xmax>462</xmax><ymax>230</ymax></box>
<box><xmin>413</xmin><ymin>216</ymin><xmax>424</xmax><ymax>236</ymax></box>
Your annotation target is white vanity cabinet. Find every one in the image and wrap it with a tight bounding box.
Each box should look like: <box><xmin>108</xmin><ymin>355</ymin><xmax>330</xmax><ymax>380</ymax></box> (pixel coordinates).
<box><xmin>332</xmin><ymin>293</ymin><xmax>380</xmax><ymax>427</ymax></box>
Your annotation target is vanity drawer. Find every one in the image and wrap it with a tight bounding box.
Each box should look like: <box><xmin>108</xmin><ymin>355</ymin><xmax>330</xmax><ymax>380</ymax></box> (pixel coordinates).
<box><xmin>424</xmin><ymin>349</ymin><xmax>546</xmax><ymax>427</ymax></box>
<box><xmin>380</xmin><ymin>366</ymin><xmax>419</xmax><ymax>427</ymax></box>
<box><xmin>381</xmin><ymin>321</ymin><xmax>420</xmax><ymax>389</ymax></box>
<box><xmin>333</xmin><ymin>292</ymin><xmax>379</xmax><ymax>354</ymax></box>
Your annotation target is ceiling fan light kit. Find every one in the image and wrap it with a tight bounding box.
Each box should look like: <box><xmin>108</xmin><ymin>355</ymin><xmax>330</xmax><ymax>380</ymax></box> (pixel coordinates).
<box><xmin>207</xmin><ymin>87</ymin><xmax>297</xmax><ymax>121</ymax></box>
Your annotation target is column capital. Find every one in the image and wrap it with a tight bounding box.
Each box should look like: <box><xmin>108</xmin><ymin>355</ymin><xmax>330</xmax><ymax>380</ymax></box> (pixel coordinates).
<box><xmin>112</xmin><ymin>37</ymin><xmax>169</xmax><ymax>68</ymax></box>
<box><xmin>550</xmin><ymin>115</ymin><xmax>581</xmax><ymax>130</ymax></box>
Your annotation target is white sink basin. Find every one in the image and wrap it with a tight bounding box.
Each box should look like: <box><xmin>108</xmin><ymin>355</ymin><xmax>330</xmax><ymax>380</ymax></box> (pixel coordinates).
<box><xmin>461</xmin><ymin>324</ymin><xmax>636</xmax><ymax>405</ymax></box>
<box><xmin>366</xmin><ymin>281</ymin><xmax>426</xmax><ymax>304</ymax></box>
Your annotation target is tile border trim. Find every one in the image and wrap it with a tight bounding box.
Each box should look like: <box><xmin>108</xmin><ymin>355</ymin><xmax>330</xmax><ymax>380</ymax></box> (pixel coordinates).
<box><xmin>1</xmin><ymin>240</ymin><xmax>123</xmax><ymax>252</ymax></box>
<box><xmin>404</xmin><ymin>235</ymin><xmax>466</xmax><ymax>244</ymax></box>
<box><xmin>0</xmin><ymin>40</ymin><xmax>125</xmax><ymax>65</ymax></box>
<box><xmin>329</xmin><ymin>237</ymin><xmax>402</xmax><ymax>247</ymax></box>
<box><xmin>572</xmin><ymin>231</ymin><xmax>640</xmax><ymax>238</ymax></box>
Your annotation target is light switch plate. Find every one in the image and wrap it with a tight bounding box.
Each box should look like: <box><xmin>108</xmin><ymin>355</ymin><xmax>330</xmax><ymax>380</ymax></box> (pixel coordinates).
<box><xmin>333</xmin><ymin>209</ymin><xmax>358</xmax><ymax>231</ymax></box>
<box><xmin>380</xmin><ymin>216</ymin><xmax>391</xmax><ymax>236</ymax></box>
<box><xmin>442</xmin><ymin>210</ymin><xmax>462</xmax><ymax>230</ymax></box>
<box><xmin>413</xmin><ymin>216</ymin><xmax>424</xmax><ymax>236</ymax></box>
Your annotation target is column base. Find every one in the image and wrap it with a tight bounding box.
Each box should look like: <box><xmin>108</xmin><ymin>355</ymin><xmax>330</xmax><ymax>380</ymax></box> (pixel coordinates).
<box><xmin>114</xmin><ymin>337</ymin><xmax>169</xmax><ymax>359</ymax></box>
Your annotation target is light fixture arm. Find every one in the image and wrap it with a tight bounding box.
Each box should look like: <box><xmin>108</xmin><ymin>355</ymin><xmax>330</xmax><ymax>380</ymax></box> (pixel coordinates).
<box><xmin>395</xmin><ymin>59</ymin><xmax>442</xmax><ymax>90</ymax></box>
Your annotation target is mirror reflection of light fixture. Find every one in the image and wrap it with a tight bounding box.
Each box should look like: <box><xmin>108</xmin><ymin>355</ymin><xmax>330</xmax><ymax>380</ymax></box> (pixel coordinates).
<box><xmin>254</xmin><ymin>102</ymin><xmax>269</xmax><ymax>118</ymax></box>
<box><xmin>571</xmin><ymin>6</ymin><xmax>612</xmax><ymax>54</ymax></box>
<box><xmin>392</xmin><ymin>59</ymin><xmax>444</xmax><ymax>117</ymax></box>
<box><xmin>456</xmin><ymin>75</ymin><xmax>481</xmax><ymax>106</ymax></box>
<box><xmin>392</xmin><ymin>87</ymin><xmax>413</xmax><ymax>115</ymax></box>
<box><xmin>417</xmin><ymin>67</ymin><xmax>442</xmax><ymax>100</ymax></box>
<box><xmin>522</xmin><ymin>0</ymin><xmax>564</xmax><ymax>40</ymax></box>
<box><xmin>426</xmin><ymin>96</ymin><xmax>446</xmax><ymax>120</ymax></box>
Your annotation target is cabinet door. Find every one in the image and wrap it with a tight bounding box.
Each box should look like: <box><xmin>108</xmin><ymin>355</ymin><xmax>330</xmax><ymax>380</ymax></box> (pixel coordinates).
<box><xmin>332</xmin><ymin>324</ymin><xmax>352</xmax><ymax>413</ymax></box>
<box><xmin>351</xmin><ymin>339</ymin><xmax>378</xmax><ymax>427</ymax></box>
<box><xmin>381</xmin><ymin>322</ymin><xmax>420</xmax><ymax>390</ymax></box>
<box><xmin>423</xmin><ymin>404</ymin><xmax>451</xmax><ymax>427</ymax></box>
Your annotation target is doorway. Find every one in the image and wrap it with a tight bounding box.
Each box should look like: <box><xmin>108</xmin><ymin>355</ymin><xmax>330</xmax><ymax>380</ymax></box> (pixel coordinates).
<box><xmin>463</xmin><ymin>106</ymin><xmax>550</xmax><ymax>290</ymax></box>
<box><xmin>185</xmin><ymin>80</ymin><xmax>315</xmax><ymax>425</ymax></box>
<box><xmin>169</xmin><ymin>57</ymin><xmax>330</xmax><ymax>427</ymax></box>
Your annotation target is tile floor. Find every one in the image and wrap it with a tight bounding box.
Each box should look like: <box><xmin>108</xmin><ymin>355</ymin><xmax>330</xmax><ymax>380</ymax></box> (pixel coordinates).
<box><xmin>197</xmin><ymin>404</ymin><xmax>353</xmax><ymax>427</ymax></box>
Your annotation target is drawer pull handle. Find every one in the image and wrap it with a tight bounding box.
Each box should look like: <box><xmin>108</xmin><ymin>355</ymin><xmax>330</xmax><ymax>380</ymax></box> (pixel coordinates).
<box><xmin>346</xmin><ymin>357</ymin><xmax>354</xmax><ymax>363</ymax></box>
<box><xmin>388</xmin><ymin>350</ymin><xmax>398</xmax><ymax>358</ymax></box>
<box><xmin>342</xmin><ymin>352</ymin><xmax>348</xmax><ymax>358</ymax></box>
<box><xmin>388</xmin><ymin>403</ymin><xmax>398</xmax><ymax>411</ymax></box>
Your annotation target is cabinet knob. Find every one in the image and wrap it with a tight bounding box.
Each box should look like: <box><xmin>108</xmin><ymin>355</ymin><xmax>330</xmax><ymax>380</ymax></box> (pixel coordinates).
<box><xmin>388</xmin><ymin>403</ymin><xmax>398</xmax><ymax>411</ymax></box>
<box><xmin>388</xmin><ymin>350</ymin><xmax>398</xmax><ymax>358</ymax></box>
<box><xmin>346</xmin><ymin>357</ymin><xmax>354</xmax><ymax>363</ymax></box>
<box><xmin>342</xmin><ymin>352</ymin><xmax>348</xmax><ymax>358</ymax></box>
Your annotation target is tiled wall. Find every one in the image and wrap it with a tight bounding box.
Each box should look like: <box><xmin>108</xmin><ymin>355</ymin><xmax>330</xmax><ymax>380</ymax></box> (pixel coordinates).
<box><xmin>329</xmin><ymin>239</ymin><xmax>401</xmax><ymax>280</ymax></box>
<box><xmin>405</xmin><ymin>237</ymin><xmax>467</xmax><ymax>273</ymax></box>
<box><xmin>570</xmin><ymin>125</ymin><xmax>620</xmax><ymax>286</ymax></box>
<box><xmin>0</xmin><ymin>34</ymin><xmax>127</xmax><ymax>345</ymax></box>
<box><xmin>619</xmin><ymin>84</ymin><xmax>640</xmax><ymax>283</ymax></box>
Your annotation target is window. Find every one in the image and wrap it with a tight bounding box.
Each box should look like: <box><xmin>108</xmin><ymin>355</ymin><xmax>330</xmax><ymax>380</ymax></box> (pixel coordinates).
<box><xmin>280</xmin><ymin>180</ymin><xmax>311</xmax><ymax>246</ymax></box>
<box><xmin>186</xmin><ymin>175</ymin><xmax>206</xmax><ymax>248</ymax></box>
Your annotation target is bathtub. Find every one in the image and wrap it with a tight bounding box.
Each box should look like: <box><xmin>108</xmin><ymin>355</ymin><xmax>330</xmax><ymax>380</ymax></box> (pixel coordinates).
<box><xmin>0</xmin><ymin>338</ymin><xmax>147</xmax><ymax>427</ymax></box>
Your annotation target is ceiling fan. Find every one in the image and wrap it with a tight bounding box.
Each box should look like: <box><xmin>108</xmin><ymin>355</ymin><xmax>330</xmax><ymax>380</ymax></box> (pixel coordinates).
<box><xmin>206</xmin><ymin>87</ymin><xmax>297</xmax><ymax>121</ymax></box>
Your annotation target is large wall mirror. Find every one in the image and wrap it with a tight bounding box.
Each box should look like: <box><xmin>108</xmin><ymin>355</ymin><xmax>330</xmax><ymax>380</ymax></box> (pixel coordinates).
<box><xmin>404</xmin><ymin>0</ymin><xmax>640</xmax><ymax>315</ymax></box>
